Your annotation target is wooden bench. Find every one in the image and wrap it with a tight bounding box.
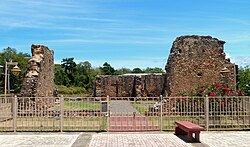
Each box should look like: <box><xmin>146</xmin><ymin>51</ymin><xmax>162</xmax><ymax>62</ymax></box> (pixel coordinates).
<box><xmin>175</xmin><ymin>121</ymin><xmax>205</xmax><ymax>142</ymax></box>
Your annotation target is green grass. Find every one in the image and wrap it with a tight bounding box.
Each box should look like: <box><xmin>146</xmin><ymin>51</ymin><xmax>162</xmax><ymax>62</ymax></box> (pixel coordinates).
<box><xmin>0</xmin><ymin>117</ymin><xmax>107</xmax><ymax>131</ymax></box>
<box><xmin>132</xmin><ymin>101</ymin><xmax>156</xmax><ymax>114</ymax></box>
<box><xmin>64</xmin><ymin>101</ymin><xmax>101</xmax><ymax>110</ymax></box>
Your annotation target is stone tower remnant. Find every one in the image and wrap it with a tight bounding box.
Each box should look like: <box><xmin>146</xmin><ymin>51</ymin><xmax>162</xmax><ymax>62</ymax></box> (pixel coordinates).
<box><xmin>21</xmin><ymin>44</ymin><xmax>55</xmax><ymax>98</ymax></box>
<box><xmin>165</xmin><ymin>35</ymin><xmax>237</xmax><ymax>96</ymax></box>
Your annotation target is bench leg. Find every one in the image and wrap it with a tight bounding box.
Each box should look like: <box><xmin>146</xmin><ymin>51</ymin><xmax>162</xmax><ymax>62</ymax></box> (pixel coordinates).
<box><xmin>195</xmin><ymin>132</ymin><xmax>200</xmax><ymax>142</ymax></box>
<box><xmin>175</xmin><ymin>127</ymin><xmax>186</xmax><ymax>135</ymax></box>
<box><xmin>187</xmin><ymin>132</ymin><xmax>193</xmax><ymax>142</ymax></box>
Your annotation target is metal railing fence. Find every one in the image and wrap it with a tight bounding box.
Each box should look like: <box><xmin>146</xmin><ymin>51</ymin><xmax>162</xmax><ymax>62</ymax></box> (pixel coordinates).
<box><xmin>0</xmin><ymin>96</ymin><xmax>249</xmax><ymax>132</ymax></box>
<box><xmin>162</xmin><ymin>96</ymin><xmax>250</xmax><ymax>131</ymax></box>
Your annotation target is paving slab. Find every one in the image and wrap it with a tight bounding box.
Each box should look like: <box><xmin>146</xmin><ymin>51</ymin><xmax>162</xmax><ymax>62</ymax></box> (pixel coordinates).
<box><xmin>0</xmin><ymin>133</ymin><xmax>80</xmax><ymax>147</ymax></box>
<box><xmin>200</xmin><ymin>131</ymin><xmax>250</xmax><ymax>147</ymax></box>
<box><xmin>0</xmin><ymin>131</ymin><xmax>249</xmax><ymax>147</ymax></box>
<box><xmin>89</xmin><ymin>133</ymin><xmax>191</xmax><ymax>147</ymax></box>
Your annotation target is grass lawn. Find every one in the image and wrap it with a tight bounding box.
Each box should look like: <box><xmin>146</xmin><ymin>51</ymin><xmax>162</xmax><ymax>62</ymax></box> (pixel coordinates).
<box><xmin>0</xmin><ymin>117</ymin><xmax>107</xmax><ymax>131</ymax></box>
<box><xmin>64</xmin><ymin>101</ymin><xmax>101</xmax><ymax>110</ymax></box>
<box><xmin>132</xmin><ymin>101</ymin><xmax>156</xmax><ymax>113</ymax></box>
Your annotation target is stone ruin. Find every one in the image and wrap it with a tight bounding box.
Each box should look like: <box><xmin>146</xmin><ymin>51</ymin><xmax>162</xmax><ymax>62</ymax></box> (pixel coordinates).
<box><xmin>20</xmin><ymin>44</ymin><xmax>56</xmax><ymax>109</ymax></box>
<box><xmin>165</xmin><ymin>35</ymin><xmax>237</xmax><ymax>96</ymax></box>
<box><xmin>93</xmin><ymin>35</ymin><xmax>237</xmax><ymax>97</ymax></box>
<box><xmin>93</xmin><ymin>73</ymin><xmax>165</xmax><ymax>97</ymax></box>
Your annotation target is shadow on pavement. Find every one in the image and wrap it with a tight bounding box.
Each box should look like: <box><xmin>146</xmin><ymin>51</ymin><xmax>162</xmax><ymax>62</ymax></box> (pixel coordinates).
<box><xmin>176</xmin><ymin>134</ymin><xmax>209</xmax><ymax>147</ymax></box>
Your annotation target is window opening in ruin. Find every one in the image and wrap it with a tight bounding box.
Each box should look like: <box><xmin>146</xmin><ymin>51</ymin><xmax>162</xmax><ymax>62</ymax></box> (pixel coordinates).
<box><xmin>111</xmin><ymin>80</ymin><xmax>120</xmax><ymax>97</ymax></box>
<box><xmin>177</xmin><ymin>49</ymin><xmax>182</xmax><ymax>54</ymax></box>
<box><xmin>197</xmin><ymin>72</ymin><xmax>203</xmax><ymax>77</ymax></box>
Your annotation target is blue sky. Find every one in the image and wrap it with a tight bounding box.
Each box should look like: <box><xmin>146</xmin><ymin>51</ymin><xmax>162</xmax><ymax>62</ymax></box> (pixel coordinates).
<box><xmin>0</xmin><ymin>0</ymin><xmax>250</xmax><ymax>69</ymax></box>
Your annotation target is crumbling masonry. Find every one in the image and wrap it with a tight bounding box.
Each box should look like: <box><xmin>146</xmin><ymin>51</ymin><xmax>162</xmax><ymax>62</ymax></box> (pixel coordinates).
<box><xmin>20</xmin><ymin>44</ymin><xmax>55</xmax><ymax>109</ymax></box>
<box><xmin>93</xmin><ymin>35</ymin><xmax>237</xmax><ymax>97</ymax></box>
<box><xmin>94</xmin><ymin>74</ymin><xmax>165</xmax><ymax>97</ymax></box>
<box><xmin>165</xmin><ymin>35</ymin><xmax>237</xmax><ymax>96</ymax></box>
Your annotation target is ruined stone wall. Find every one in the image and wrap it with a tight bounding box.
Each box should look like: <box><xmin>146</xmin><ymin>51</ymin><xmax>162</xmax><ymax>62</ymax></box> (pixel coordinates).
<box><xmin>165</xmin><ymin>35</ymin><xmax>236</xmax><ymax>96</ymax></box>
<box><xmin>21</xmin><ymin>44</ymin><xmax>55</xmax><ymax>98</ymax></box>
<box><xmin>94</xmin><ymin>74</ymin><xmax>165</xmax><ymax>97</ymax></box>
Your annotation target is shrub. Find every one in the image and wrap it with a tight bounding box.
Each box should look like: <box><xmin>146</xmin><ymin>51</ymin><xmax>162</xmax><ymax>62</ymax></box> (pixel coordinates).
<box><xmin>56</xmin><ymin>85</ymin><xmax>88</xmax><ymax>96</ymax></box>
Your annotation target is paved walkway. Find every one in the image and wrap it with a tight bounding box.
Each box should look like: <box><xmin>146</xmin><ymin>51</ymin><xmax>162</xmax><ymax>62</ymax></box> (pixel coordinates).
<box><xmin>0</xmin><ymin>131</ymin><xmax>250</xmax><ymax>147</ymax></box>
<box><xmin>89</xmin><ymin>133</ymin><xmax>190</xmax><ymax>147</ymax></box>
<box><xmin>110</xmin><ymin>100</ymin><xmax>139</xmax><ymax>115</ymax></box>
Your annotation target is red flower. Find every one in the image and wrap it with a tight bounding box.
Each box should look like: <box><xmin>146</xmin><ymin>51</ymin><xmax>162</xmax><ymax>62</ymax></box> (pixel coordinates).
<box><xmin>237</xmin><ymin>91</ymin><xmax>243</xmax><ymax>96</ymax></box>
<box><xmin>209</xmin><ymin>92</ymin><xmax>216</xmax><ymax>96</ymax></box>
<box><xmin>220</xmin><ymin>101</ymin><xmax>225</xmax><ymax>106</ymax></box>
<box><xmin>215</xmin><ymin>83</ymin><xmax>222</xmax><ymax>88</ymax></box>
<box><xmin>222</xmin><ymin>88</ymin><xmax>230</xmax><ymax>93</ymax></box>
<box><xmin>202</xmin><ymin>107</ymin><xmax>204</xmax><ymax>111</ymax></box>
<box><xmin>229</xmin><ymin>91</ymin><xmax>234</xmax><ymax>96</ymax></box>
<box><xmin>199</xmin><ymin>88</ymin><xmax>205</xmax><ymax>92</ymax></box>
<box><xmin>183</xmin><ymin>97</ymin><xmax>187</xmax><ymax>102</ymax></box>
<box><xmin>195</xmin><ymin>101</ymin><xmax>198</xmax><ymax>106</ymax></box>
<box><xmin>177</xmin><ymin>98</ymin><xmax>181</xmax><ymax>101</ymax></box>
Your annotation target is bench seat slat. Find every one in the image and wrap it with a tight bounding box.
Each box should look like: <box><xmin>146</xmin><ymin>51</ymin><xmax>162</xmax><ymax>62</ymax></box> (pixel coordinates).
<box><xmin>175</xmin><ymin>121</ymin><xmax>204</xmax><ymax>131</ymax></box>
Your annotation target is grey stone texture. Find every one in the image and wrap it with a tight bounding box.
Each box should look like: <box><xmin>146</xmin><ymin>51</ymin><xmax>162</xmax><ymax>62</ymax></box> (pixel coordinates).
<box><xmin>165</xmin><ymin>35</ymin><xmax>237</xmax><ymax>96</ymax></box>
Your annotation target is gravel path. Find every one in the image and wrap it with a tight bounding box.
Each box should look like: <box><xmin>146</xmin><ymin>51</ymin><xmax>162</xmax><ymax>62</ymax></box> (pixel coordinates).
<box><xmin>110</xmin><ymin>100</ymin><xmax>139</xmax><ymax>115</ymax></box>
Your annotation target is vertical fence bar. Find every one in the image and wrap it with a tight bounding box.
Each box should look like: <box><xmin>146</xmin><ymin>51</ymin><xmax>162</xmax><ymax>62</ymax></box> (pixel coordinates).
<box><xmin>249</xmin><ymin>97</ymin><xmax>250</xmax><ymax>125</ymax></box>
<box><xmin>107</xmin><ymin>95</ymin><xmax>110</xmax><ymax>131</ymax></box>
<box><xmin>160</xmin><ymin>95</ymin><xmax>163</xmax><ymax>131</ymax></box>
<box><xmin>13</xmin><ymin>95</ymin><xmax>17</xmax><ymax>132</ymax></box>
<box><xmin>60</xmin><ymin>96</ymin><xmax>64</xmax><ymax>132</ymax></box>
<box><xmin>205</xmin><ymin>95</ymin><xmax>209</xmax><ymax>131</ymax></box>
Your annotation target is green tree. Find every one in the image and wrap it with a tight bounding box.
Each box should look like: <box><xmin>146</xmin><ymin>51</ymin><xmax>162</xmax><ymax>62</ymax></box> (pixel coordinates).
<box><xmin>132</xmin><ymin>68</ymin><xmax>143</xmax><ymax>73</ymax></box>
<box><xmin>144</xmin><ymin>67</ymin><xmax>164</xmax><ymax>73</ymax></box>
<box><xmin>238</xmin><ymin>66</ymin><xmax>250</xmax><ymax>96</ymax></box>
<box><xmin>61</xmin><ymin>58</ymin><xmax>76</xmax><ymax>74</ymax></box>
<box><xmin>61</xmin><ymin>58</ymin><xmax>76</xmax><ymax>85</ymax></box>
<box><xmin>115</xmin><ymin>68</ymin><xmax>132</xmax><ymax>75</ymax></box>
<box><xmin>0</xmin><ymin>47</ymin><xmax>30</xmax><ymax>93</ymax></box>
<box><xmin>100</xmin><ymin>62</ymin><xmax>115</xmax><ymax>75</ymax></box>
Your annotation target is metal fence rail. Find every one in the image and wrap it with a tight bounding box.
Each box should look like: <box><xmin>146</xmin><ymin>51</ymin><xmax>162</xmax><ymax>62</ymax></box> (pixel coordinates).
<box><xmin>163</xmin><ymin>96</ymin><xmax>250</xmax><ymax>131</ymax></box>
<box><xmin>0</xmin><ymin>96</ymin><xmax>249</xmax><ymax>132</ymax></box>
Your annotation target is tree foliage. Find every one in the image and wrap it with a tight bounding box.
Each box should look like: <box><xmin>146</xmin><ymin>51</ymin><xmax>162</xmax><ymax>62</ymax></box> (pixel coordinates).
<box><xmin>0</xmin><ymin>47</ymin><xmax>30</xmax><ymax>93</ymax></box>
<box><xmin>237</xmin><ymin>66</ymin><xmax>250</xmax><ymax>96</ymax></box>
<box><xmin>100</xmin><ymin>62</ymin><xmax>115</xmax><ymax>75</ymax></box>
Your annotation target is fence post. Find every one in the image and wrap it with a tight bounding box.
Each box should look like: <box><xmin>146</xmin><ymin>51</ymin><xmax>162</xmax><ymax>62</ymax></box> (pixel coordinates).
<box><xmin>205</xmin><ymin>95</ymin><xmax>209</xmax><ymax>131</ymax></box>
<box><xmin>160</xmin><ymin>95</ymin><xmax>163</xmax><ymax>131</ymax></box>
<box><xmin>60</xmin><ymin>96</ymin><xmax>64</xmax><ymax>132</ymax></box>
<box><xmin>249</xmin><ymin>97</ymin><xmax>250</xmax><ymax>125</ymax></box>
<box><xmin>107</xmin><ymin>95</ymin><xmax>110</xmax><ymax>131</ymax></box>
<box><xmin>13</xmin><ymin>95</ymin><xmax>17</xmax><ymax>132</ymax></box>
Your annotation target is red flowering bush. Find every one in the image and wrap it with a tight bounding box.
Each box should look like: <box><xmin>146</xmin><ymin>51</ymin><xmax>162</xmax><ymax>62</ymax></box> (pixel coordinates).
<box><xmin>176</xmin><ymin>83</ymin><xmax>244</xmax><ymax>113</ymax></box>
<box><xmin>193</xmin><ymin>83</ymin><xmax>243</xmax><ymax>97</ymax></box>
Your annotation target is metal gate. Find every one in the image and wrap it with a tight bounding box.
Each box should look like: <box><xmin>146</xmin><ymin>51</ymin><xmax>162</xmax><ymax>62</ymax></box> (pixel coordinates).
<box><xmin>107</xmin><ymin>97</ymin><xmax>161</xmax><ymax>132</ymax></box>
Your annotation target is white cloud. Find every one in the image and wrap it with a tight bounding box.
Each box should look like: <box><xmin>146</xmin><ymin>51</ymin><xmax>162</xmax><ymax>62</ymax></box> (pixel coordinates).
<box><xmin>225</xmin><ymin>53</ymin><xmax>231</xmax><ymax>59</ymax></box>
<box><xmin>230</xmin><ymin>56</ymin><xmax>250</xmax><ymax>67</ymax></box>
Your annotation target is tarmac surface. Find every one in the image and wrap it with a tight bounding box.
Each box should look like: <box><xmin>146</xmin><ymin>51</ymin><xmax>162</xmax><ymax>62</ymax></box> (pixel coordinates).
<box><xmin>0</xmin><ymin>131</ymin><xmax>249</xmax><ymax>147</ymax></box>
